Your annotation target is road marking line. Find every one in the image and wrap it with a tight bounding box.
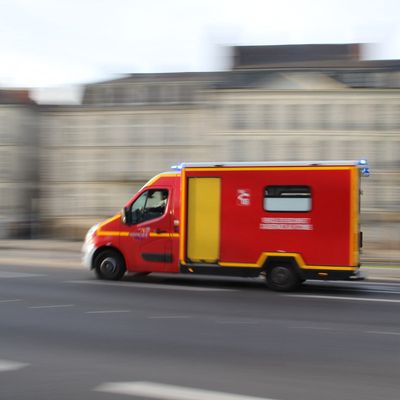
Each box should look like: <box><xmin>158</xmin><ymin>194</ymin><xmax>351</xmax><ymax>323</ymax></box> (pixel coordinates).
<box><xmin>86</xmin><ymin>310</ymin><xmax>131</xmax><ymax>314</ymax></box>
<box><xmin>0</xmin><ymin>299</ymin><xmax>22</xmax><ymax>303</ymax></box>
<box><xmin>0</xmin><ymin>360</ymin><xmax>30</xmax><ymax>372</ymax></box>
<box><xmin>95</xmin><ymin>381</ymin><xmax>279</xmax><ymax>400</ymax></box>
<box><xmin>216</xmin><ymin>319</ymin><xmax>261</xmax><ymax>325</ymax></box>
<box><xmin>287</xmin><ymin>294</ymin><xmax>400</xmax><ymax>303</ymax></box>
<box><xmin>148</xmin><ymin>315</ymin><xmax>192</xmax><ymax>319</ymax></box>
<box><xmin>367</xmin><ymin>330</ymin><xmax>400</xmax><ymax>336</ymax></box>
<box><xmin>290</xmin><ymin>325</ymin><xmax>336</xmax><ymax>331</ymax></box>
<box><xmin>65</xmin><ymin>280</ymin><xmax>235</xmax><ymax>292</ymax></box>
<box><xmin>29</xmin><ymin>304</ymin><xmax>74</xmax><ymax>309</ymax></box>
<box><xmin>0</xmin><ymin>271</ymin><xmax>45</xmax><ymax>279</ymax></box>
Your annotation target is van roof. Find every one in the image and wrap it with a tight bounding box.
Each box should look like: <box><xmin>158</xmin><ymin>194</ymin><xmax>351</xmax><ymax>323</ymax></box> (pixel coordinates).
<box><xmin>172</xmin><ymin>160</ymin><xmax>368</xmax><ymax>169</ymax></box>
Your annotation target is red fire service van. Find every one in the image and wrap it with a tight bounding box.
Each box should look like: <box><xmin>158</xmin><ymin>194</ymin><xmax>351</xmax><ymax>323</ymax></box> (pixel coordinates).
<box><xmin>82</xmin><ymin>160</ymin><xmax>370</xmax><ymax>291</ymax></box>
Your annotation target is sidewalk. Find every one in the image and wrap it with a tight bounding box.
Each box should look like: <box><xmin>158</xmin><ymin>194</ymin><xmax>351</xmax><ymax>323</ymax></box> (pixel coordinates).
<box><xmin>0</xmin><ymin>240</ymin><xmax>399</xmax><ymax>281</ymax></box>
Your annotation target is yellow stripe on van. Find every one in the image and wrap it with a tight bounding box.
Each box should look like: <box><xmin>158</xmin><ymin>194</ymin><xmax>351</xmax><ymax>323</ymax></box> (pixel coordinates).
<box><xmin>219</xmin><ymin>252</ymin><xmax>357</xmax><ymax>271</ymax></box>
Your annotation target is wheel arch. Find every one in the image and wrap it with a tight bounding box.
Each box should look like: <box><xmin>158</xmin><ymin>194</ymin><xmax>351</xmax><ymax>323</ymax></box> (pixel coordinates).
<box><xmin>262</xmin><ymin>255</ymin><xmax>305</xmax><ymax>280</ymax></box>
<box><xmin>91</xmin><ymin>245</ymin><xmax>126</xmax><ymax>270</ymax></box>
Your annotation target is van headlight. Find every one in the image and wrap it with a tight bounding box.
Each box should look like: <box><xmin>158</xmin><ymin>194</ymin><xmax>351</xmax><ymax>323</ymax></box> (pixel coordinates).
<box><xmin>85</xmin><ymin>224</ymin><xmax>99</xmax><ymax>244</ymax></box>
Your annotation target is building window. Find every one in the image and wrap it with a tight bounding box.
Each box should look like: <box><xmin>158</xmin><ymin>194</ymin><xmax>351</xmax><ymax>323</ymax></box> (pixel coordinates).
<box><xmin>264</xmin><ymin>186</ymin><xmax>312</xmax><ymax>212</ymax></box>
<box><xmin>287</xmin><ymin>104</ymin><xmax>299</xmax><ymax>130</ymax></box>
<box><xmin>263</xmin><ymin>104</ymin><xmax>275</xmax><ymax>130</ymax></box>
<box><xmin>232</xmin><ymin>105</ymin><xmax>247</xmax><ymax>130</ymax></box>
<box><xmin>374</xmin><ymin>104</ymin><xmax>386</xmax><ymax>131</ymax></box>
<box><xmin>316</xmin><ymin>104</ymin><xmax>329</xmax><ymax>130</ymax></box>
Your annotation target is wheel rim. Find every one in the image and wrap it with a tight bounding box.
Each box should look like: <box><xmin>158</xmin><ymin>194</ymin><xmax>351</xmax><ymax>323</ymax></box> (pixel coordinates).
<box><xmin>271</xmin><ymin>266</ymin><xmax>290</xmax><ymax>285</ymax></box>
<box><xmin>100</xmin><ymin>257</ymin><xmax>117</xmax><ymax>276</ymax></box>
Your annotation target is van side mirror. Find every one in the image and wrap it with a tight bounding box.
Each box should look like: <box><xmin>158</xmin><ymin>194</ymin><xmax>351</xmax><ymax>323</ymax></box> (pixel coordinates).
<box><xmin>121</xmin><ymin>207</ymin><xmax>132</xmax><ymax>225</ymax></box>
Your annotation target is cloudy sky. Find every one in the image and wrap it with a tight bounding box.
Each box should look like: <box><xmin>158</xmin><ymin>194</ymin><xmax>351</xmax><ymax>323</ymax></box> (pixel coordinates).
<box><xmin>1</xmin><ymin>0</ymin><xmax>400</xmax><ymax>100</ymax></box>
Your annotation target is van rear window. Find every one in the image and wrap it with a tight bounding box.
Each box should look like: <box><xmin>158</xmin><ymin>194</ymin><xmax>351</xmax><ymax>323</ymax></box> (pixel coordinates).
<box><xmin>264</xmin><ymin>186</ymin><xmax>311</xmax><ymax>212</ymax></box>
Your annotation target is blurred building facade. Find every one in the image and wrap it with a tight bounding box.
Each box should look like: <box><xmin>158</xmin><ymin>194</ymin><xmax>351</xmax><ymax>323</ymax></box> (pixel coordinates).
<box><xmin>1</xmin><ymin>44</ymin><xmax>400</xmax><ymax>250</ymax></box>
<box><xmin>39</xmin><ymin>73</ymin><xmax>221</xmax><ymax>237</ymax></box>
<box><xmin>0</xmin><ymin>90</ymin><xmax>38</xmax><ymax>238</ymax></box>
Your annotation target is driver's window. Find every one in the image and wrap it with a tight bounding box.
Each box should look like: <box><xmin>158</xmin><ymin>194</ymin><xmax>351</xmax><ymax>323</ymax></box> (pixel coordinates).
<box><xmin>130</xmin><ymin>189</ymin><xmax>168</xmax><ymax>224</ymax></box>
<box><xmin>131</xmin><ymin>192</ymin><xmax>147</xmax><ymax>215</ymax></box>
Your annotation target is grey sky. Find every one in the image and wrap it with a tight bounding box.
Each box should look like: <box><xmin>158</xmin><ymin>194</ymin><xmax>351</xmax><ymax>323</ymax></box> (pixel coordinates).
<box><xmin>1</xmin><ymin>0</ymin><xmax>400</xmax><ymax>89</ymax></box>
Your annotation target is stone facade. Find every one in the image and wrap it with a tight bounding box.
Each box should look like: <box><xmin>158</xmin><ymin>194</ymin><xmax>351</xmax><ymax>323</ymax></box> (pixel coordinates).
<box><xmin>0</xmin><ymin>91</ymin><xmax>38</xmax><ymax>238</ymax></box>
<box><xmin>39</xmin><ymin>73</ymin><xmax>220</xmax><ymax>237</ymax></box>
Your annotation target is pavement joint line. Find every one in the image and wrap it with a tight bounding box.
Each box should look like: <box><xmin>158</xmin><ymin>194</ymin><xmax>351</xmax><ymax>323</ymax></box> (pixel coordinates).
<box><xmin>287</xmin><ymin>294</ymin><xmax>400</xmax><ymax>303</ymax></box>
<box><xmin>94</xmin><ymin>381</ymin><xmax>279</xmax><ymax>400</ymax></box>
<box><xmin>29</xmin><ymin>304</ymin><xmax>75</xmax><ymax>309</ymax></box>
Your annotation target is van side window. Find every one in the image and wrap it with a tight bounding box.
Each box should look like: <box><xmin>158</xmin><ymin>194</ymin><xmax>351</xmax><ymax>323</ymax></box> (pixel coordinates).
<box><xmin>264</xmin><ymin>186</ymin><xmax>311</xmax><ymax>212</ymax></box>
<box><xmin>130</xmin><ymin>189</ymin><xmax>169</xmax><ymax>224</ymax></box>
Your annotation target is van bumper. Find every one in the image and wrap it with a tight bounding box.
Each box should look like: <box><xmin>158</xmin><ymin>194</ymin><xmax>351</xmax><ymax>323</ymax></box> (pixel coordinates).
<box><xmin>302</xmin><ymin>268</ymin><xmax>364</xmax><ymax>281</ymax></box>
<box><xmin>82</xmin><ymin>243</ymin><xmax>96</xmax><ymax>269</ymax></box>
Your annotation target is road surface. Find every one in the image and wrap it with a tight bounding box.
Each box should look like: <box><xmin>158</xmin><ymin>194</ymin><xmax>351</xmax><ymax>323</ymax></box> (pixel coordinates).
<box><xmin>0</xmin><ymin>262</ymin><xmax>400</xmax><ymax>400</ymax></box>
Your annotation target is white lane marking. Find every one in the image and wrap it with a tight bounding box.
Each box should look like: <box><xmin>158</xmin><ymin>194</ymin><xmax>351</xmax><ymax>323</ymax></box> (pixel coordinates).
<box><xmin>287</xmin><ymin>294</ymin><xmax>400</xmax><ymax>303</ymax></box>
<box><xmin>29</xmin><ymin>304</ymin><xmax>74</xmax><ymax>309</ymax></box>
<box><xmin>0</xmin><ymin>271</ymin><xmax>45</xmax><ymax>279</ymax></box>
<box><xmin>66</xmin><ymin>280</ymin><xmax>235</xmax><ymax>292</ymax></box>
<box><xmin>0</xmin><ymin>299</ymin><xmax>22</xmax><ymax>303</ymax></box>
<box><xmin>148</xmin><ymin>315</ymin><xmax>192</xmax><ymax>319</ymax></box>
<box><xmin>0</xmin><ymin>360</ymin><xmax>30</xmax><ymax>372</ymax></box>
<box><xmin>95</xmin><ymin>381</ymin><xmax>279</xmax><ymax>400</ymax></box>
<box><xmin>367</xmin><ymin>330</ymin><xmax>400</xmax><ymax>336</ymax></box>
<box><xmin>290</xmin><ymin>326</ymin><xmax>336</xmax><ymax>331</ymax></box>
<box><xmin>216</xmin><ymin>319</ymin><xmax>261</xmax><ymax>325</ymax></box>
<box><xmin>86</xmin><ymin>310</ymin><xmax>131</xmax><ymax>314</ymax></box>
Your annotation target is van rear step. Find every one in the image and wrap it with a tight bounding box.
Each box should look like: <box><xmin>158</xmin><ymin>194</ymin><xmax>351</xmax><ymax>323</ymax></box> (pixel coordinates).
<box><xmin>181</xmin><ymin>264</ymin><xmax>260</xmax><ymax>278</ymax></box>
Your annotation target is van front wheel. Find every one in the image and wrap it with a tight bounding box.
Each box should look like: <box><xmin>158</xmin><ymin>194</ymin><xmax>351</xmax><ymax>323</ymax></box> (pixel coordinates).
<box><xmin>94</xmin><ymin>249</ymin><xmax>126</xmax><ymax>280</ymax></box>
<box><xmin>266</xmin><ymin>265</ymin><xmax>301</xmax><ymax>291</ymax></box>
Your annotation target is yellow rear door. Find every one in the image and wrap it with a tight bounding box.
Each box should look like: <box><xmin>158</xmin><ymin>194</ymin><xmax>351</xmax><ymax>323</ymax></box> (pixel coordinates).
<box><xmin>187</xmin><ymin>177</ymin><xmax>221</xmax><ymax>263</ymax></box>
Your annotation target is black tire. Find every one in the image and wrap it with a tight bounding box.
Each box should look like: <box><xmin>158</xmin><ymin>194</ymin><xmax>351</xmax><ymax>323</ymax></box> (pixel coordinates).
<box><xmin>94</xmin><ymin>249</ymin><xmax>126</xmax><ymax>281</ymax></box>
<box><xmin>266</xmin><ymin>264</ymin><xmax>301</xmax><ymax>291</ymax></box>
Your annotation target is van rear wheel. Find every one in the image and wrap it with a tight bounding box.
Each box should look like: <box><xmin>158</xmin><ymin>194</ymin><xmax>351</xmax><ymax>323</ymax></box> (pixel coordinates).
<box><xmin>94</xmin><ymin>249</ymin><xmax>126</xmax><ymax>281</ymax></box>
<box><xmin>266</xmin><ymin>265</ymin><xmax>301</xmax><ymax>291</ymax></box>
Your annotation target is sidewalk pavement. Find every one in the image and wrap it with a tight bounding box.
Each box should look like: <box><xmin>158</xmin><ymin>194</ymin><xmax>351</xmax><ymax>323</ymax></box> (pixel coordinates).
<box><xmin>0</xmin><ymin>240</ymin><xmax>399</xmax><ymax>282</ymax></box>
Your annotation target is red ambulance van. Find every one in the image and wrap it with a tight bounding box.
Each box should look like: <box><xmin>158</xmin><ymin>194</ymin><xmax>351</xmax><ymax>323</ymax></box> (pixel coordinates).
<box><xmin>82</xmin><ymin>160</ymin><xmax>369</xmax><ymax>291</ymax></box>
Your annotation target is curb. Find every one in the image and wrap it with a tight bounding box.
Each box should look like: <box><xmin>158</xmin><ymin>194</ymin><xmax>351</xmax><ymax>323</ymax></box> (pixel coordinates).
<box><xmin>0</xmin><ymin>258</ymin><xmax>82</xmax><ymax>269</ymax></box>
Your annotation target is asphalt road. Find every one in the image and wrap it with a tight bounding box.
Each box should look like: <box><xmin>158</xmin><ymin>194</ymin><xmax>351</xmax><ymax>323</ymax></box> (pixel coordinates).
<box><xmin>1</xmin><ymin>263</ymin><xmax>400</xmax><ymax>400</ymax></box>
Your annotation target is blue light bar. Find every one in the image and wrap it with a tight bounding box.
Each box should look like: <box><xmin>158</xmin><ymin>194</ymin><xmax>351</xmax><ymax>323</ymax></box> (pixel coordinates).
<box><xmin>171</xmin><ymin>163</ymin><xmax>183</xmax><ymax>170</ymax></box>
<box><xmin>361</xmin><ymin>167</ymin><xmax>370</xmax><ymax>177</ymax></box>
<box><xmin>358</xmin><ymin>159</ymin><xmax>368</xmax><ymax>166</ymax></box>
